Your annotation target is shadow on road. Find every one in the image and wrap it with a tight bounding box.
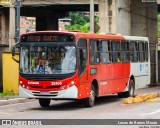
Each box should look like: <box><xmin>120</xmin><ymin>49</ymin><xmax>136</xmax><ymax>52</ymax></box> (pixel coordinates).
<box><xmin>95</xmin><ymin>95</ymin><xmax>122</xmax><ymax>106</ymax></box>
<box><xmin>27</xmin><ymin>95</ymin><xmax>122</xmax><ymax>111</ymax></box>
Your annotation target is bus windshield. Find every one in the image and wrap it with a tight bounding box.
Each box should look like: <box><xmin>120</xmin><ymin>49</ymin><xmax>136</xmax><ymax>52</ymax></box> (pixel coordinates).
<box><xmin>20</xmin><ymin>44</ymin><xmax>76</xmax><ymax>74</ymax></box>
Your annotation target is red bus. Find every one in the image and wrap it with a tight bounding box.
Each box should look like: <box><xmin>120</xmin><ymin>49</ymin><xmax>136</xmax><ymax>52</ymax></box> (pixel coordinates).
<box><xmin>12</xmin><ymin>31</ymin><xmax>150</xmax><ymax>107</ymax></box>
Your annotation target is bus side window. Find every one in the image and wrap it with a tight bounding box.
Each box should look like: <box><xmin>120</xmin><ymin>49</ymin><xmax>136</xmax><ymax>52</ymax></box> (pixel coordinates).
<box><xmin>101</xmin><ymin>40</ymin><xmax>111</xmax><ymax>64</ymax></box>
<box><xmin>145</xmin><ymin>42</ymin><xmax>148</xmax><ymax>62</ymax></box>
<box><xmin>78</xmin><ymin>39</ymin><xmax>88</xmax><ymax>76</ymax></box>
<box><xmin>121</xmin><ymin>41</ymin><xmax>130</xmax><ymax>62</ymax></box>
<box><xmin>130</xmin><ymin>42</ymin><xmax>138</xmax><ymax>62</ymax></box>
<box><xmin>139</xmin><ymin>42</ymin><xmax>145</xmax><ymax>62</ymax></box>
<box><xmin>111</xmin><ymin>41</ymin><xmax>121</xmax><ymax>63</ymax></box>
<box><xmin>90</xmin><ymin>40</ymin><xmax>100</xmax><ymax>64</ymax></box>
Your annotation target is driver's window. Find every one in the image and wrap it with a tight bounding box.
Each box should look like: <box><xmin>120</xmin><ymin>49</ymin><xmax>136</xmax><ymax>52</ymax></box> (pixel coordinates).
<box><xmin>78</xmin><ymin>39</ymin><xmax>87</xmax><ymax>76</ymax></box>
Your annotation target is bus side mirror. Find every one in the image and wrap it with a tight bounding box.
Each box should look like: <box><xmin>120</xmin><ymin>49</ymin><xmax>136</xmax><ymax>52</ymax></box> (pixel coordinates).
<box><xmin>12</xmin><ymin>46</ymin><xmax>19</xmax><ymax>63</ymax></box>
<box><xmin>12</xmin><ymin>46</ymin><xmax>15</xmax><ymax>56</ymax></box>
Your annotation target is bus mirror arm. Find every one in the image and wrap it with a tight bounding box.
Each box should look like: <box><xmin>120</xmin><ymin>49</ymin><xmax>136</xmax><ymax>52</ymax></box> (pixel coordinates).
<box><xmin>12</xmin><ymin>56</ymin><xmax>19</xmax><ymax>63</ymax></box>
<box><xmin>12</xmin><ymin>46</ymin><xmax>20</xmax><ymax>63</ymax></box>
<box><xmin>12</xmin><ymin>46</ymin><xmax>16</xmax><ymax>56</ymax></box>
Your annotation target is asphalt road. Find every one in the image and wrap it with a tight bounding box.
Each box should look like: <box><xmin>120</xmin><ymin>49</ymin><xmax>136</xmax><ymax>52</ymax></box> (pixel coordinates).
<box><xmin>0</xmin><ymin>86</ymin><xmax>160</xmax><ymax>128</ymax></box>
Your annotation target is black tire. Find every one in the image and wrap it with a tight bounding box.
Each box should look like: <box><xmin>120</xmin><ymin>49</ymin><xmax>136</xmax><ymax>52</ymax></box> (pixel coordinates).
<box><xmin>118</xmin><ymin>79</ymin><xmax>135</xmax><ymax>98</ymax></box>
<box><xmin>84</xmin><ymin>85</ymin><xmax>96</xmax><ymax>107</ymax></box>
<box><xmin>39</xmin><ymin>99</ymin><xmax>51</xmax><ymax>107</ymax></box>
<box><xmin>128</xmin><ymin>79</ymin><xmax>135</xmax><ymax>97</ymax></box>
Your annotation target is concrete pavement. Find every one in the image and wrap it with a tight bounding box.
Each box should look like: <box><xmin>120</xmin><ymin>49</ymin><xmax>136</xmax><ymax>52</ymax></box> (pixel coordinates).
<box><xmin>0</xmin><ymin>95</ymin><xmax>34</xmax><ymax>106</ymax></box>
<box><xmin>0</xmin><ymin>85</ymin><xmax>159</xmax><ymax>106</ymax></box>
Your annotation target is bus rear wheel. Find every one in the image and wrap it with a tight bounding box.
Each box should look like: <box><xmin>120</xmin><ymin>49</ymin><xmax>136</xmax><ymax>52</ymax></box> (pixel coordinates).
<box><xmin>84</xmin><ymin>85</ymin><xmax>96</xmax><ymax>107</ymax></box>
<box><xmin>39</xmin><ymin>99</ymin><xmax>51</xmax><ymax>107</ymax></box>
<box><xmin>118</xmin><ymin>79</ymin><xmax>135</xmax><ymax>98</ymax></box>
<box><xmin>128</xmin><ymin>79</ymin><xmax>135</xmax><ymax>97</ymax></box>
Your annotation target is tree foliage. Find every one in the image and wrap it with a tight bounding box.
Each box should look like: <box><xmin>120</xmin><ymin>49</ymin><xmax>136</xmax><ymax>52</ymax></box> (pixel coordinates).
<box><xmin>65</xmin><ymin>12</ymin><xmax>98</xmax><ymax>33</ymax></box>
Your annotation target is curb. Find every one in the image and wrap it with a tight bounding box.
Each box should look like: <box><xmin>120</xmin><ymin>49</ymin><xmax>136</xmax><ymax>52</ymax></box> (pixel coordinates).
<box><xmin>0</xmin><ymin>98</ymin><xmax>35</xmax><ymax>106</ymax></box>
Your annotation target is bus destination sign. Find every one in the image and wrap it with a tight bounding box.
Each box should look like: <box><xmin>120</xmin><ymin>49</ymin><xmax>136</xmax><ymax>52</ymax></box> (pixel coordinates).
<box><xmin>21</xmin><ymin>34</ymin><xmax>74</xmax><ymax>42</ymax></box>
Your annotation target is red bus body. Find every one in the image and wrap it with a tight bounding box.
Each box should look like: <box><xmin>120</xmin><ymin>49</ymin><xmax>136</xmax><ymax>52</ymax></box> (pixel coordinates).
<box><xmin>17</xmin><ymin>31</ymin><xmax>150</xmax><ymax>106</ymax></box>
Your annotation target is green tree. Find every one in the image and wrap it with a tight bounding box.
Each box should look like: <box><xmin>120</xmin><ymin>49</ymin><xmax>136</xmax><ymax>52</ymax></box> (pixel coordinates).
<box><xmin>65</xmin><ymin>12</ymin><xmax>98</xmax><ymax>33</ymax></box>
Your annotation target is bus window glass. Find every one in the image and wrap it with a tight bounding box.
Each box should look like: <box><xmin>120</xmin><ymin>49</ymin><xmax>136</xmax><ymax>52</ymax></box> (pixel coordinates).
<box><xmin>139</xmin><ymin>42</ymin><xmax>145</xmax><ymax>62</ymax></box>
<box><xmin>145</xmin><ymin>42</ymin><xmax>148</xmax><ymax>62</ymax></box>
<box><xmin>121</xmin><ymin>41</ymin><xmax>130</xmax><ymax>62</ymax></box>
<box><xmin>90</xmin><ymin>40</ymin><xmax>100</xmax><ymax>64</ymax></box>
<box><xmin>130</xmin><ymin>42</ymin><xmax>138</xmax><ymax>62</ymax></box>
<box><xmin>111</xmin><ymin>41</ymin><xmax>121</xmax><ymax>63</ymax></box>
<box><xmin>101</xmin><ymin>41</ymin><xmax>111</xmax><ymax>64</ymax></box>
<box><xmin>20</xmin><ymin>44</ymin><xmax>76</xmax><ymax>74</ymax></box>
<box><xmin>78</xmin><ymin>39</ymin><xmax>87</xmax><ymax>76</ymax></box>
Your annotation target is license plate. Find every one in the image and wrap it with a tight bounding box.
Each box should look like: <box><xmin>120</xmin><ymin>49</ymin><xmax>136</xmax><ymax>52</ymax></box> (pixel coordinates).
<box><xmin>40</xmin><ymin>91</ymin><xmax>50</xmax><ymax>95</ymax></box>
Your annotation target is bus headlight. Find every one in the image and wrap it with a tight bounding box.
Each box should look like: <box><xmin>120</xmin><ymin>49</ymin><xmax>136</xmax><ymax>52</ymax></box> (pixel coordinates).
<box><xmin>71</xmin><ymin>81</ymin><xmax>75</xmax><ymax>85</ymax></box>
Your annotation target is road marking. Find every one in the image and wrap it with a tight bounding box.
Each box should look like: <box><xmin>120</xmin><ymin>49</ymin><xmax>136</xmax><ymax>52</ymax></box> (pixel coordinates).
<box><xmin>142</xmin><ymin>109</ymin><xmax>160</xmax><ymax>116</ymax></box>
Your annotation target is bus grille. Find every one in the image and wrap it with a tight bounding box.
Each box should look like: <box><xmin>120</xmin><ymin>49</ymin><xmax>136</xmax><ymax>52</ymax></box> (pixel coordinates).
<box><xmin>32</xmin><ymin>91</ymin><xmax>58</xmax><ymax>97</ymax></box>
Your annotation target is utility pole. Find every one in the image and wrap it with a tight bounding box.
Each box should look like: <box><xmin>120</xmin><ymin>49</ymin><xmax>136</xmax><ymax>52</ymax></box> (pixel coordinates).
<box><xmin>15</xmin><ymin>0</ymin><xmax>21</xmax><ymax>43</ymax></box>
<box><xmin>156</xmin><ymin>43</ymin><xmax>158</xmax><ymax>84</ymax></box>
<box><xmin>90</xmin><ymin>0</ymin><xmax>94</xmax><ymax>33</ymax></box>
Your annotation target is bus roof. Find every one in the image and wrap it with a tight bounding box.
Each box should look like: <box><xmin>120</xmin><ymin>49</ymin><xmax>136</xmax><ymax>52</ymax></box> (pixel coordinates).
<box><xmin>124</xmin><ymin>36</ymin><xmax>149</xmax><ymax>42</ymax></box>
<box><xmin>21</xmin><ymin>30</ymin><xmax>125</xmax><ymax>40</ymax></box>
<box><xmin>21</xmin><ymin>31</ymin><xmax>149</xmax><ymax>41</ymax></box>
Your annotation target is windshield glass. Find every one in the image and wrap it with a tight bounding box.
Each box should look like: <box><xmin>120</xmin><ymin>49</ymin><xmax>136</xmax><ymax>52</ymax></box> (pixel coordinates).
<box><xmin>20</xmin><ymin>44</ymin><xmax>76</xmax><ymax>74</ymax></box>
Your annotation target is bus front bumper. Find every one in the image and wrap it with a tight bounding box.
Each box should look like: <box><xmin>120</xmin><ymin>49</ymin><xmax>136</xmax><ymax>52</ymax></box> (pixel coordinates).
<box><xmin>19</xmin><ymin>85</ymin><xmax>78</xmax><ymax>99</ymax></box>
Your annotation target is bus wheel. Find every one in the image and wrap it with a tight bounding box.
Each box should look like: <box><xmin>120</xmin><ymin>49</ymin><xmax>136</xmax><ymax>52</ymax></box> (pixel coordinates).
<box><xmin>39</xmin><ymin>99</ymin><xmax>51</xmax><ymax>107</ymax></box>
<box><xmin>128</xmin><ymin>79</ymin><xmax>135</xmax><ymax>97</ymax></box>
<box><xmin>118</xmin><ymin>79</ymin><xmax>135</xmax><ymax>98</ymax></box>
<box><xmin>84</xmin><ymin>85</ymin><xmax>95</xmax><ymax>107</ymax></box>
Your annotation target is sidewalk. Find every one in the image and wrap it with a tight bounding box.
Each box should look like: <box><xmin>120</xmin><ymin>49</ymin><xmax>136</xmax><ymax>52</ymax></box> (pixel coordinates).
<box><xmin>0</xmin><ymin>85</ymin><xmax>159</xmax><ymax>106</ymax></box>
<box><xmin>0</xmin><ymin>95</ymin><xmax>35</xmax><ymax>106</ymax></box>
<box><xmin>135</xmin><ymin>85</ymin><xmax>160</xmax><ymax>95</ymax></box>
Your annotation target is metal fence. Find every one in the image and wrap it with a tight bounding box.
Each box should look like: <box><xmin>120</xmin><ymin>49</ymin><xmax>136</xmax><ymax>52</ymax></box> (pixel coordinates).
<box><xmin>0</xmin><ymin>31</ymin><xmax>9</xmax><ymax>46</ymax></box>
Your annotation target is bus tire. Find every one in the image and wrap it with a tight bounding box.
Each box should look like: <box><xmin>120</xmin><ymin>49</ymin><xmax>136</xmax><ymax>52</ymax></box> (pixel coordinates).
<box><xmin>84</xmin><ymin>85</ymin><xmax>95</xmax><ymax>107</ymax></box>
<box><xmin>118</xmin><ymin>79</ymin><xmax>135</xmax><ymax>98</ymax></box>
<box><xmin>128</xmin><ymin>79</ymin><xmax>135</xmax><ymax>97</ymax></box>
<box><xmin>39</xmin><ymin>99</ymin><xmax>51</xmax><ymax>107</ymax></box>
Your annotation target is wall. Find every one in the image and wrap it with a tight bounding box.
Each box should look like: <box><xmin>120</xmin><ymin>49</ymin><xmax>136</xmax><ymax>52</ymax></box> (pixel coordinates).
<box><xmin>2</xmin><ymin>53</ymin><xmax>19</xmax><ymax>94</ymax></box>
<box><xmin>98</xmin><ymin>0</ymin><xmax>131</xmax><ymax>35</ymax></box>
<box><xmin>0</xmin><ymin>9</ymin><xmax>10</xmax><ymax>91</ymax></box>
<box><xmin>115</xmin><ymin>0</ymin><xmax>131</xmax><ymax>35</ymax></box>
